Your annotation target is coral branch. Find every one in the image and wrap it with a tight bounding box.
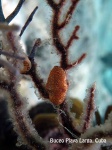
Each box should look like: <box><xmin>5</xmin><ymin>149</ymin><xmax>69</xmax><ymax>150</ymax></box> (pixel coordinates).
<box><xmin>6</xmin><ymin>31</ymin><xmax>22</xmax><ymax>54</ymax></box>
<box><xmin>27</xmin><ymin>39</ymin><xmax>49</xmax><ymax>99</ymax></box>
<box><xmin>46</xmin><ymin>0</ymin><xmax>57</xmax><ymax>10</ymax></box>
<box><xmin>58</xmin><ymin>0</ymin><xmax>79</xmax><ymax>29</ymax></box>
<box><xmin>0</xmin><ymin>59</ymin><xmax>20</xmax><ymax>77</ymax></box>
<box><xmin>6</xmin><ymin>0</ymin><xmax>25</xmax><ymax>23</ymax></box>
<box><xmin>19</xmin><ymin>6</ymin><xmax>38</xmax><ymax>37</ymax></box>
<box><xmin>79</xmin><ymin>83</ymin><xmax>96</xmax><ymax>133</ymax></box>
<box><xmin>27</xmin><ymin>60</ymin><xmax>49</xmax><ymax>99</ymax></box>
<box><xmin>66</xmin><ymin>53</ymin><xmax>86</xmax><ymax>69</ymax></box>
<box><xmin>49</xmin><ymin>0</ymin><xmax>85</xmax><ymax>70</ymax></box>
<box><xmin>6</xmin><ymin>32</ymin><xmax>18</xmax><ymax>53</ymax></box>
<box><xmin>66</xmin><ymin>25</ymin><xmax>80</xmax><ymax>50</ymax></box>
<box><xmin>0</xmin><ymin>0</ymin><xmax>5</xmax><ymax>22</ymax></box>
<box><xmin>8</xmin><ymin>83</ymin><xmax>47</xmax><ymax>150</ymax></box>
<box><xmin>59</xmin><ymin>101</ymin><xmax>81</xmax><ymax>138</ymax></box>
<box><xmin>0</xmin><ymin>49</ymin><xmax>25</xmax><ymax>60</ymax></box>
<box><xmin>0</xmin><ymin>59</ymin><xmax>48</xmax><ymax>150</ymax></box>
<box><xmin>29</xmin><ymin>38</ymin><xmax>41</xmax><ymax>60</ymax></box>
<box><xmin>58</xmin><ymin>0</ymin><xmax>66</xmax><ymax>6</ymax></box>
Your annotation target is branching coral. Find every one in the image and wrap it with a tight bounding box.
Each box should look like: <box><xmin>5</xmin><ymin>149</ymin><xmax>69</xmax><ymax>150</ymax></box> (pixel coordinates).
<box><xmin>0</xmin><ymin>0</ymin><xmax>112</xmax><ymax>150</ymax></box>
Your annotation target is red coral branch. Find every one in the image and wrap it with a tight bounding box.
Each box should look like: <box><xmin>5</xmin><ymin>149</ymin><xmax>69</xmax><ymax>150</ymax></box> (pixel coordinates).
<box><xmin>46</xmin><ymin>0</ymin><xmax>58</xmax><ymax>10</ymax></box>
<box><xmin>81</xmin><ymin>83</ymin><xmax>96</xmax><ymax>133</ymax></box>
<box><xmin>58</xmin><ymin>0</ymin><xmax>79</xmax><ymax>29</ymax></box>
<box><xmin>65</xmin><ymin>25</ymin><xmax>80</xmax><ymax>49</ymax></box>
<box><xmin>27</xmin><ymin>39</ymin><xmax>49</xmax><ymax>99</ymax></box>
<box><xmin>47</xmin><ymin>0</ymin><xmax>86</xmax><ymax>70</ymax></box>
